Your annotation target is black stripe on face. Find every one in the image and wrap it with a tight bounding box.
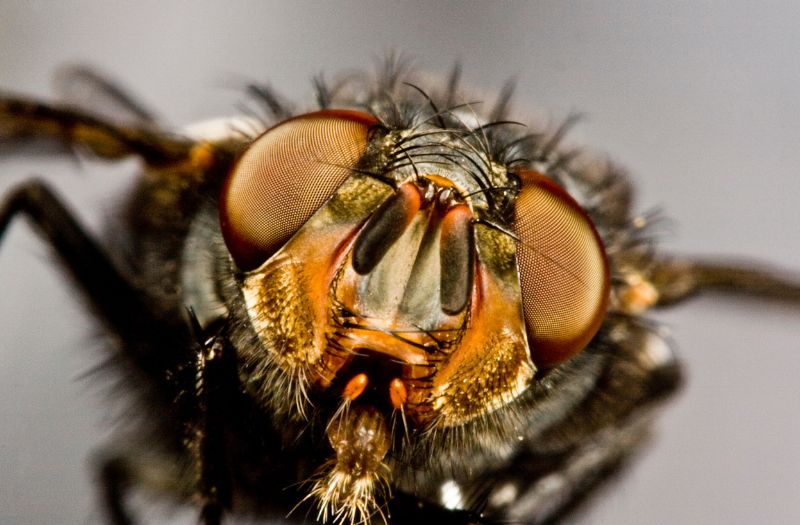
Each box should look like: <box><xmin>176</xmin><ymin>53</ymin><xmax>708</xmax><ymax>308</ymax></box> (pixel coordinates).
<box><xmin>352</xmin><ymin>183</ymin><xmax>420</xmax><ymax>275</ymax></box>
<box><xmin>440</xmin><ymin>204</ymin><xmax>474</xmax><ymax>315</ymax></box>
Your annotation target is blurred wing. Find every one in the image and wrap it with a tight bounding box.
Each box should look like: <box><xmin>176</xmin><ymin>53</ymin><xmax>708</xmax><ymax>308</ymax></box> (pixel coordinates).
<box><xmin>53</xmin><ymin>64</ymin><xmax>159</xmax><ymax>126</ymax></box>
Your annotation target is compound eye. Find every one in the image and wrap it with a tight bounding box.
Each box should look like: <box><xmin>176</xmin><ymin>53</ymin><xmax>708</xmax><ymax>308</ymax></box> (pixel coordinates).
<box><xmin>513</xmin><ymin>170</ymin><xmax>610</xmax><ymax>368</ymax></box>
<box><xmin>220</xmin><ymin>110</ymin><xmax>378</xmax><ymax>270</ymax></box>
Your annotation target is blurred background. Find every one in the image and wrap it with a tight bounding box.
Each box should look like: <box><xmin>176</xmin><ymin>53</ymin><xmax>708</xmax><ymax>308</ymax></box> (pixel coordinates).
<box><xmin>1</xmin><ymin>2</ymin><xmax>799</xmax><ymax>524</ymax></box>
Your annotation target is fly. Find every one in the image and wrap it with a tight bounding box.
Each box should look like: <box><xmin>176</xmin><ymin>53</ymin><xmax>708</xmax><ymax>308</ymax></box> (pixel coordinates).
<box><xmin>1</xmin><ymin>62</ymin><xmax>799</xmax><ymax>525</ymax></box>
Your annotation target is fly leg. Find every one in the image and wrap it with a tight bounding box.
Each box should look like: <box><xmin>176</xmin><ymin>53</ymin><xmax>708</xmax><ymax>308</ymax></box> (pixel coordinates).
<box><xmin>0</xmin><ymin>180</ymin><xmax>159</xmax><ymax>338</ymax></box>
<box><xmin>451</xmin><ymin>320</ymin><xmax>682</xmax><ymax>525</ymax></box>
<box><xmin>93</xmin><ymin>447</ymin><xmax>203</xmax><ymax>525</ymax></box>
<box><xmin>92</xmin><ymin>330</ymin><xmax>238</xmax><ymax>525</ymax></box>
<box><xmin>0</xmin><ymin>180</ymin><xmax>202</xmax><ymax>523</ymax></box>
<box><xmin>483</xmin><ymin>409</ymin><xmax>657</xmax><ymax>525</ymax></box>
<box><xmin>90</xmin><ymin>333</ymin><xmax>237</xmax><ymax>525</ymax></box>
<box><xmin>0</xmin><ymin>179</ymin><xmax>192</xmax><ymax>362</ymax></box>
<box><xmin>189</xmin><ymin>314</ymin><xmax>234</xmax><ymax>525</ymax></box>
<box><xmin>98</xmin><ymin>456</ymin><xmax>136</xmax><ymax>525</ymax></box>
<box><xmin>649</xmin><ymin>257</ymin><xmax>800</xmax><ymax>306</ymax></box>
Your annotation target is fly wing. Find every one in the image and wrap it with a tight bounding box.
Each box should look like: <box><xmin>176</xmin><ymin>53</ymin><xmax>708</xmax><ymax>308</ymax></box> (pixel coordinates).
<box><xmin>53</xmin><ymin>65</ymin><xmax>159</xmax><ymax>127</ymax></box>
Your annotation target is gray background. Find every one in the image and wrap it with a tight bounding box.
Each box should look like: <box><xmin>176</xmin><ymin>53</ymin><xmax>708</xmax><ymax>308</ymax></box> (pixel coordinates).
<box><xmin>1</xmin><ymin>1</ymin><xmax>799</xmax><ymax>524</ymax></box>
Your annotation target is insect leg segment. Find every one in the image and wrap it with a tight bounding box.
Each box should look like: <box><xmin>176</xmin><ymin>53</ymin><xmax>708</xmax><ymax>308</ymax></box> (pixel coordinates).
<box><xmin>97</xmin><ymin>456</ymin><xmax>137</xmax><ymax>525</ymax></box>
<box><xmin>454</xmin><ymin>319</ymin><xmax>682</xmax><ymax>524</ymax></box>
<box><xmin>649</xmin><ymin>257</ymin><xmax>800</xmax><ymax>306</ymax></box>
<box><xmin>189</xmin><ymin>313</ymin><xmax>234</xmax><ymax>525</ymax></box>
<box><xmin>0</xmin><ymin>180</ymin><xmax>156</xmax><ymax>334</ymax></box>
<box><xmin>482</xmin><ymin>410</ymin><xmax>655</xmax><ymax>525</ymax></box>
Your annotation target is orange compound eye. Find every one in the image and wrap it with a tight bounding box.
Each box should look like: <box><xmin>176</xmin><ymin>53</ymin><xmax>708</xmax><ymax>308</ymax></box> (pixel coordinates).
<box><xmin>513</xmin><ymin>170</ymin><xmax>610</xmax><ymax>369</ymax></box>
<box><xmin>220</xmin><ymin>110</ymin><xmax>378</xmax><ymax>271</ymax></box>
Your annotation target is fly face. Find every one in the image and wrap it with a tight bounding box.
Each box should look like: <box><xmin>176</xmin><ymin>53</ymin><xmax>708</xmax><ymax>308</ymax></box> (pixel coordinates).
<box><xmin>211</xmin><ymin>104</ymin><xmax>617</xmax><ymax>520</ymax></box>
<box><xmin>2</xmin><ymin>63</ymin><xmax>799</xmax><ymax>525</ymax></box>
